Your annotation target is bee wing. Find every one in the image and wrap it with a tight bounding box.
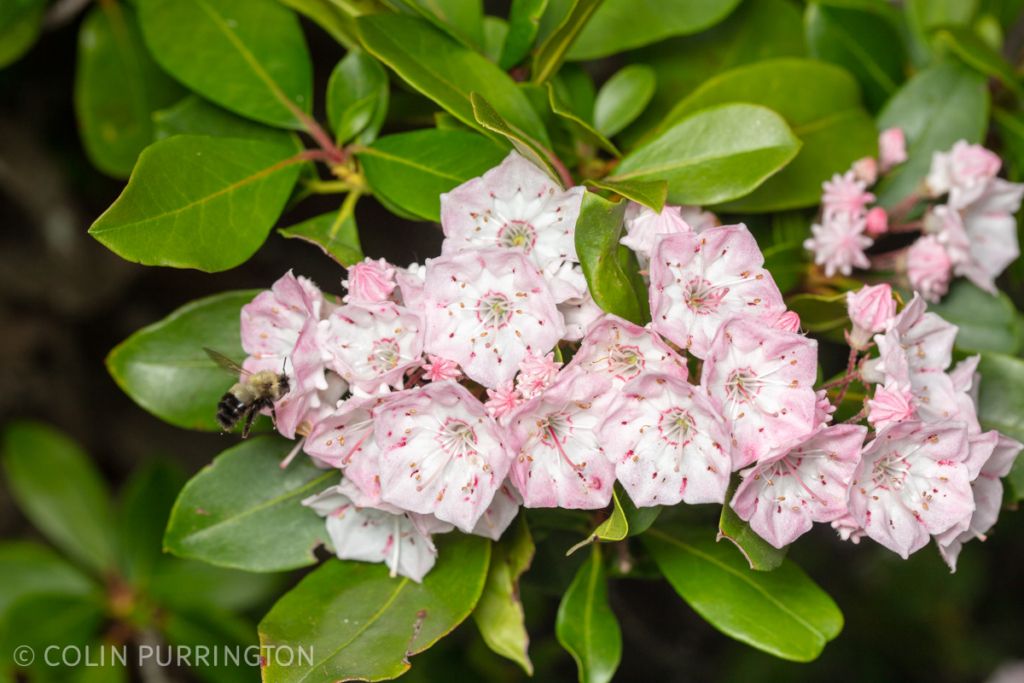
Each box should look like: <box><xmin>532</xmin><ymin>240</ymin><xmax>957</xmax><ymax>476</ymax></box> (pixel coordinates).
<box><xmin>203</xmin><ymin>347</ymin><xmax>250</xmax><ymax>376</ymax></box>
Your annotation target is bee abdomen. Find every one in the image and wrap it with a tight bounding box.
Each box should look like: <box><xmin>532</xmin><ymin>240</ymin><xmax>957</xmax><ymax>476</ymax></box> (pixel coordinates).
<box><xmin>216</xmin><ymin>392</ymin><xmax>245</xmax><ymax>430</ymax></box>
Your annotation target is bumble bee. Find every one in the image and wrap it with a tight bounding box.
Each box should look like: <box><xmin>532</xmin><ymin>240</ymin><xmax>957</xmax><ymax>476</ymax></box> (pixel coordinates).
<box><xmin>204</xmin><ymin>348</ymin><xmax>290</xmax><ymax>438</ymax></box>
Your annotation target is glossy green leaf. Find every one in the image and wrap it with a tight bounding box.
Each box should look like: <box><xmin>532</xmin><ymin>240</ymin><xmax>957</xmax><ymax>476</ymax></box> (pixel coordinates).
<box><xmin>975</xmin><ymin>353</ymin><xmax>1024</xmax><ymax>501</ymax></box>
<box><xmin>585</xmin><ymin>178</ymin><xmax>666</xmax><ymax>212</ymax></box>
<box><xmin>548</xmin><ymin>85</ymin><xmax>620</xmax><ymax>156</ymax></box>
<box><xmin>259</xmin><ymin>534</ymin><xmax>490</xmax><ymax>681</ymax></box>
<box><xmin>645</xmin><ymin>527</ymin><xmax>842</xmax><ymax>662</ymax></box>
<box><xmin>613</xmin><ymin>103</ymin><xmax>801</xmax><ymax>206</ymax></box>
<box><xmin>805</xmin><ymin>1</ymin><xmax>906</xmax><ymax>111</ymax></box>
<box><xmin>785</xmin><ymin>292</ymin><xmax>848</xmax><ymax>333</ymax></box>
<box><xmin>994</xmin><ymin>106</ymin><xmax>1024</xmax><ymax>180</ymax></box>
<box><xmin>556</xmin><ymin>544</ymin><xmax>622</xmax><ymax>683</ymax></box>
<box><xmin>106</xmin><ymin>290</ymin><xmax>257</xmax><ymax>431</ymax></box>
<box><xmin>137</xmin><ymin>0</ymin><xmax>313</xmax><ymax>129</ymax></box>
<box><xmin>279</xmin><ymin>205</ymin><xmax>364</xmax><ymax>267</ymax></box>
<box><xmin>483</xmin><ymin>16</ymin><xmax>510</xmax><ymax>63</ymax></box>
<box><xmin>400</xmin><ymin>0</ymin><xmax>485</xmax><ymax>50</ymax></box>
<box><xmin>117</xmin><ymin>459</ymin><xmax>187</xmax><ymax>584</ymax></box>
<box><xmin>472</xmin><ymin>92</ymin><xmax>562</xmax><ymax>182</ymax></box>
<box><xmin>357</xmin><ymin>14</ymin><xmax>549</xmax><ymax>145</ymax></box>
<box><xmin>2</xmin><ymin>423</ymin><xmax>117</xmax><ymax>574</ymax></box>
<box><xmin>89</xmin><ymin>135</ymin><xmax>301</xmax><ymax>271</ymax></box>
<box><xmin>658</xmin><ymin>59</ymin><xmax>875</xmax><ymax>212</ymax></box>
<box><xmin>164</xmin><ymin>436</ymin><xmax>334</xmax><ymax>572</ymax></box>
<box><xmin>153</xmin><ymin>94</ymin><xmax>290</xmax><ymax>142</ymax></box>
<box><xmin>0</xmin><ymin>542</ymin><xmax>97</xmax><ymax>617</ymax></box>
<box><xmin>575</xmin><ymin>192</ymin><xmax>648</xmax><ymax>324</ymax></box>
<box><xmin>617</xmin><ymin>487</ymin><xmax>660</xmax><ymax>536</ymax></box>
<box><xmin>593</xmin><ymin>65</ymin><xmax>656</xmax><ymax>138</ymax></box>
<box><xmin>359</xmin><ymin>128</ymin><xmax>508</xmax><ymax>222</ymax></box>
<box><xmin>762</xmin><ymin>242</ymin><xmax>807</xmax><ymax>295</ymax></box>
<box><xmin>719</xmin><ymin>480</ymin><xmax>787</xmax><ymax>571</ymax></box>
<box><xmin>0</xmin><ymin>0</ymin><xmax>46</xmax><ymax>68</ymax></box>
<box><xmin>161</xmin><ymin>609</ymin><xmax>256</xmax><ymax>683</ymax></box>
<box><xmin>928</xmin><ymin>281</ymin><xmax>1024</xmax><ymax>354</ymax></box>
<box><xmin>473</xmin><ymin>517</ymin><xmax>534</xmax><ymax>674</ymax></box>
<box><xmin>75</xmin><ymin>4</ymin><xmax>183</xmax><ymax>178</ymax></box>
<box><xmin>501</xmin><ymin>0</ymin><xmax>549</xmax><ymax>69</ymax></box>
<box><xmin>935</xmin><ymin>26</ymin><xmax>1024</xmax><ymax>98</ymax></box>
<box><xmin>906</xmin><ymin>0</ymin><xmax>979</xmax><ymax>64</ymax></box>
<box><xmin>567</xmin><ymin>489</ymin><xmax>628</xmax><ymax>556</ymax></box>
<box><xmin>565</xmin><ymin>0</ymin><xmax>742</xmax><ymax>60</ymax></box>
<box><xmin>0</xmin><ymin>595</ymin><xmax>107</xmax><ymax>672</ymax></box>
<box><xmin>625</xmin><ymin>0</ymin><xmax>805</xmax><ymax>147</ymax></box>
<box><xmin>531</xmin><ymin>0</ymin><xmax>602</xmax><ymax>84</ymax></box>
<box><xmin>552</xmin><ymin>62</ymin><xmax>597</xmax><ymax>120</ymax></box>
<box><xmin>278</xmin><ymin>0</ymin><xmax>359</xmax><ymax>48</ymax></box>
<box><xmin>326</xmin><ymin>49</ymin><xmax>389</xmax><ymax>145</ymax></box>
<box><xmin>150</xmin><ymin>558</ymin><xmax>283</xmax><ymax>613</ymax></box>
<box><xmin>875</xmin><ymin>62</ymin><xmax>988</xmax><ymax>207</ymax></box>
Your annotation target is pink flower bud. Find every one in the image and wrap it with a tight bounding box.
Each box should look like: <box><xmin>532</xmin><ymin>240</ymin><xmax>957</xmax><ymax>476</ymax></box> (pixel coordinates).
<box><xmin>878</xmin><ymin>127</ymin><xmax>907</xmax><ymax>172</ymax></box>
<box><xmin>846</xmin><ymin>283</ymin><xmax>895</xmax><ymax>348</ymax></box>
<box><xmin>865</xmin><ymin>206</ymin><xmax>888</xmax><ymax>237</ymax></box>
<box><xmin>906</xmin><ymin>235</ymin><xmax>952</xmax><ymax>303</ymax></box>
<box><xmin>343</xmin><ymin>258</ymin><xmax>397</xmax><ymax>304</ymax></box>
<box><xmin>866</xmin><ymin>383</ymin><xmax>916</xmax><ymax>430</ymax></box>
<box><xmin>771</xmin><ymin>310</ymin><xmax>802</xmax><ymax>333</ymax></box>
<box><xmin>852</xmin><ymin>157</ymin><xmax>878</xmax><ymax>185</ymax></box>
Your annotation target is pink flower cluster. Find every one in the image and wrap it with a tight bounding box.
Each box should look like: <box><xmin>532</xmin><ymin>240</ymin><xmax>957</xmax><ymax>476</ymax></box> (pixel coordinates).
<box><xmin>238</xmin><ymin>152</ymin><xmax>1020</xmax><ymax>581</ymax></box>
<box><xmin>804</xmin><ymin>130</ymin><xmax>1024</xmax><ymax>302</ymax></box>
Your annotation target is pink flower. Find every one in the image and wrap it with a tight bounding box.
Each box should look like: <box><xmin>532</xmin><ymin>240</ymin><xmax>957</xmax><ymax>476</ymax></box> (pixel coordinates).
<box><xmin>852</xmin><ymin>157</ymin><xmax>878</xmax><ymax>185</ymax></box>
<box><xmin>831</xmin><ymin>513</ymin><xmax>866</xmax><ymax>544</ymax></box>
<box><xmin>558</xmin><ymin>293</ymin><xmax>605</xmax><ymax>341</ymax></box>
<box><xmin>814</xmin><ymin>389</ymin><xmax>836</xmax><ymax>427</ymax></box>
<box><xmin>701</xmin><ymin>317</ymin><xmax>819</xmax><ymax>469</ymax></box>
<box><xmin>394</xmin><ymin>262</ymin><xmax>427</xmax><ymax>309</ymax></box>
<box><xmin>471</xmin><ymin>481</ymin><xmax>522</xmax><ymax>541</ymax></box>
<box><xmin>878</xmin><ymin>127</ymin><xmax>907</xmax><ymax>173</ymax></box>
<box><xmin>620</xmin><ymin>203</ymin><xmax>693</xmax><ymax>259</ymax></box>
<box><xmin>440</xmin><ymin>151</ymin><xmax>584</xmax><ymax>298</ymax></box>
<box><xmin>485</xmin><ymin>381</ymin><xmax>524</xmax><ymax>421</ymax></box>
<box><xmin>343</xmin><ymin>258</ymin><xmax>397</xmax><ymax>304</ymax></box>
<box><xmin>421</xmin><ymin>248</ymin><xmax>565</xmax><ymax>389</ymax></box>
<box><xmin>927</xmin><ymin>140</ymin><xmax>1002</xmax><ymax>208</ymax></box>
<box><xmin>321</xmin><ymin>302</ymin><xmax>424</xmax><ymax>393</ymax></box>
<box><xmin>848</xmin><ymin>420</ymin><xmax>973</xmax><ymax>559</ymax></box>
<box><xmin>870</xmin><ymin>294</ymin><xmax>958</xmax><ymax>381</ymax></box>
<box><xmin>680</xmin><ymin>206</ymin><xmax>719</xmax><ymax>232</ymax></box>
<box><xmin>804</xmin><ymin>212</ymin><xmax>873</xmax><ymax>277</ymax></box>
<box><xmin>865</xmin><ymin>207</ymin><xmax>888</xmax><ymax>237</ymax></box>
<box><xmin>822</xmin><ymin>171</ymin><xmax>875</xmax><ymax>219</ymax></box>
<box><xmin>598</xmin><ymin>373</ymin><xmax>731</xmax><ymax>507</ymax></box>
<box><xmin>240</xmin><ymin>270</ymin><xmax>323</xmax><ymax>374</ymax></box>
<box><xmin>847</xmin><ymin>283</ymin><xmax>896</xmax><ymax>349</ymax></box>
<box><xmin>567</xmin><ymin>314</ymin><xmax>688</xmax><ymax>387</ymax></box>
<box><xmin>649</xmin><ymin>225</ymin><xmax>785</xmax><ymax>358</ymax></box>
<box><xmin>515</xmin><ymin>351</ymin><xmax>561</xmax><ymax>399</ymax></box>
<box><xmin>374</xmin><ymin>382</ymin><xmax>512</xmax><ymax>532</ymax></box>
<box><xmin>956</xmin><ymin>179</ymin><xmax>1024</xmax><ymax>294</ymax></box>
<box><xmin>770</xmin><ymin>310</ymin><xmax>802</xmax><ymax>333</ymax></box>
<box><xmin>867</xmin><ymin>383</ymin><xmax>916</xmax><ymax>429</ymax></box>
<box><xmin>507</xmin><ymin>366</ymin><xmax>615</xmax><ymax>509</ymax></box>
<box><xmin>906</xmin><ymin>235</ymin><xmax>952</xmax><ymax>302</ymax></box>
<box><xmin>422</xmin><ymin>355</ymin><xmax>462</xmax><ymax>382</ymax></box>
<box><xmin>730</xmin><ymin>424</ymin><xmax>867</xmax><ymax>548</ymax></box>
<box><xmin>304</xmin><ymin>396</ymin><xmax>384</xmax><ymax>499</ymax></box>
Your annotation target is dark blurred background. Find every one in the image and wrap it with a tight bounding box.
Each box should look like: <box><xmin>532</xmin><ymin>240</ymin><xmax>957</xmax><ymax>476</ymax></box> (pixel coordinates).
<box><xmin>2</xmin><ymin>5</ymin><xmax>1023</xmax><ymax>683</ymax></box>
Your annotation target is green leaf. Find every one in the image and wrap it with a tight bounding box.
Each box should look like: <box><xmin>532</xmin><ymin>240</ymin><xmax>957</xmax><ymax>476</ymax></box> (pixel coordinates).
<box><xmin>928</xmin><ymin>280</ymin><xmax>1024</xmax><ymax>354</ymax></box>
<box><xmin>531</xmin><ymin>0</ymin><xmax>603</xmax><ymax>84</ymax></box>
<box><xmin>658</xmin><ymin>58</ymin><xmax>875</xmax><ymax>212</ymax></box>
<box><xmin>2</xmin><ymin>422</ymin><xmax>117</xmax><ymax>574</ymax></box>
<box><xmin>624</xmin><ymin>0</ymin><xmax>805</xmax><ymax>147</ymax></box>
<box><xmin>150</xmin><ymin>558</ymin><xmax>282</xmax><ymax>615</ymax></box>
<box><xmin>575</xmin><ymin>191</ymin><xmax>648</xmax><ymax>324</ymax></box>
<box><xmin>875</xmin><ymin>62</ymin><xmax>988</xmax><ymax>207</ymax></box>
<box><xmin>805</xmin><ymin>1</ymin><xmax>906</xmax><ymax>111</ymax></box>
<box><xmin>106</xmin><ymin>290</ymin><xmax>257</xmax><ymax>431</ymax></box>
<box><xmin>935</xmin><ymin>26</ymin><xmax>1024</xmax><ymax>99</ymax></box>
<box><xmin>565</xmin><ymin>0</ymin><xmax>742</xmax><ymax>60</ymax></box>
<box><xmin>472</xmin><ymin>92</ymin><xmax>564</xmax><ymax>181</ymax></box>
<box><xmin>785</xmin><ymin>292</ymin><xmax>848</xmax><ymax>333</ymax></box>
<box><xmin>483</xmin><ymin>16</ymin><xmax>510</xmax><ymax>63</ymax></box>
<box><xmin>994</xmin><ymin>106</ymin><xmax>1024</xmax><ymax>180</ymax></box>
<box><xmin>501</xmin><ymin>0</ymin><xmax>549</xmax><ymax>69</ymax></box>
<box><xmin>278</xmin><ymin>0</ymin><xmax>359</xmax><ymax>48</ymax></box>
<box><xmin>718</xmin><ymin>480</ymin><xmax>787</xmax><ymax>571</ymax></box>
<box><xmin>162</xmin><ymin>612</ymin><xmax>256</xmax><ymax>683</ymax></box>
<box><xmin>279</xmin><ymin>204</ymin><xmax>364</xmax><ymax>267</ymax></box>
<box><xmin>645</xmin><ymin>527</ymin><xmax>843</xmax><ymax>662</ymax></box>
<box><xmin>473</xmin><ymin>517</ymin><xmax>534</xmax><ymax>674</ymax></box>
<box><xmin>975</xmin><ymin>352</ymin><xmax>1024</xmax><ymax>500</ymax></box>
<box><xmin>153</xmin><ymin>94</ymin><xmax>291</xmax><ymax>142</ymax></box>
<box><xmin>400</xmin><ymin>0</ymin><xmax>485</xmax><ymax>50</ymax></box>
<box><xmin>117</xmin><ymin>459</ymin><xmax>187</xmax><ymax>584</ymax></box>
<box><xmin>585</xmin><ymin>178</ymin><xmax>666</xmax><ymax>212</ymax></box>
<box><xmin>567</xmin><ymin>489</ymin><xmax>629</xmax><ymax>556</ymax></box>
<box><xmin>556</xmin><ymin>544</ymin><xmax>622</xmax><ymax>683</ymax></box>
<box><xmin>617</xmin><ymin>487</ymin><xmax>660</xmax><ymax>536</ymax></box>
<box><xmin>0</xmin><ymin>542</ymin><xmax>97</xmax><ymax>617</ymax></box>
<box><xmin>74</xmin><ymin>4</ymin><xmax>183</xmax><ymax>178</ymax></box>
<box><xmin>326</xmin><ymin>49</ymin><xmax>389</xmax><ymax>145</ymax></box>
<box><xmin>137</xmin><ymin>0</ymin><xmax>313</xmax><ymax>129</ymax></box>
<box><xmin>0</xmin><ymin>0</ymin><xmax>46</xmax><ymax>68</ymax></box>
<box><xmin>89</xmin><ymin>135</ymin><xmax>301</xmax><ymax>271</ymax></box>
<box><xmin>164</xmin><ymin>436</ymin><xmax>334</xmax><ymax>572</ymax></box>
<box><xmin>359</xmin><ymin>128</ymin><xmax>508</xmax><ymax>222</ymax></box>
<box><xmin>593</xmin><ymin>65</ymin><xmax>656</xmax><ymax>138</ymax></box>
<box><xmin>762</xmin><ymin>242</ymin><xmax>807</xmax><ymax>295</ymax></box>
<box><xmin>357</xmin><ymin>14</ymin><xmax>549</xmax><ymax>145</ymax></box>
<box><xmin>906</xmin><ymin>0</ymin><xmax>979</xmax><ymax>64</ymax></box>
<box><xmin>547</xmin><ymin>85</ymin><xmax>620</xmax><ymax>157</ymax></box>
<box><xmin>613</xmin><ymin>103</ymin><xmax>801</xmax><ymax>206</ymax></box>
<box><xmin>0</xmin><ymin>595</ymin><xmax>107</xmax><ymax>672</ymax></box>
<box><xmin>259</xmin><ymin>534</ymin><xmax>490</xmax><ymax>681</ymax></box>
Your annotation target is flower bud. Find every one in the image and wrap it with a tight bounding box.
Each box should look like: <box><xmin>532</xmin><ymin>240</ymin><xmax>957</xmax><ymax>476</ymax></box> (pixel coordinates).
<box><xmin>865</xmin><ymin>206</ymin><xmax>888</xmax><ymax>237</ymax></box>
<box><xmin>343</xmin><ymin>258</ymin><xmax>397</xmax><ymax>304</ymax></box>
<box><xmin>906</xmin><ymin>235</ymin><xmax>952</xmax><ymax>303</ymax></box>
<box><xmin>852</xmin><ymin>157</ymin><xmax>878</xmax><ymax>185</ymax></box>
<box><xmin>846</xmin><ymin>283</ymin><xmax>895</xmax><ymax>349</ymax></box>
<box><xmin>878</xmin><ymin>127</ymin><xmax>907</xmax><ymax>172</ymax></box>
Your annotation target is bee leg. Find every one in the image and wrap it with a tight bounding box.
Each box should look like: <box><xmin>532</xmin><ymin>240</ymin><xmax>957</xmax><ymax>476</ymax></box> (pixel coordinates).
<box><xmin>241</xmin><ymin>408</ymin><xmax>257</xmax><ymax>439</ymax></box>
<box><xmin>270</xmin><ymin>403</ymin><xmax>279</xmax><ymax>428</ymax></box>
